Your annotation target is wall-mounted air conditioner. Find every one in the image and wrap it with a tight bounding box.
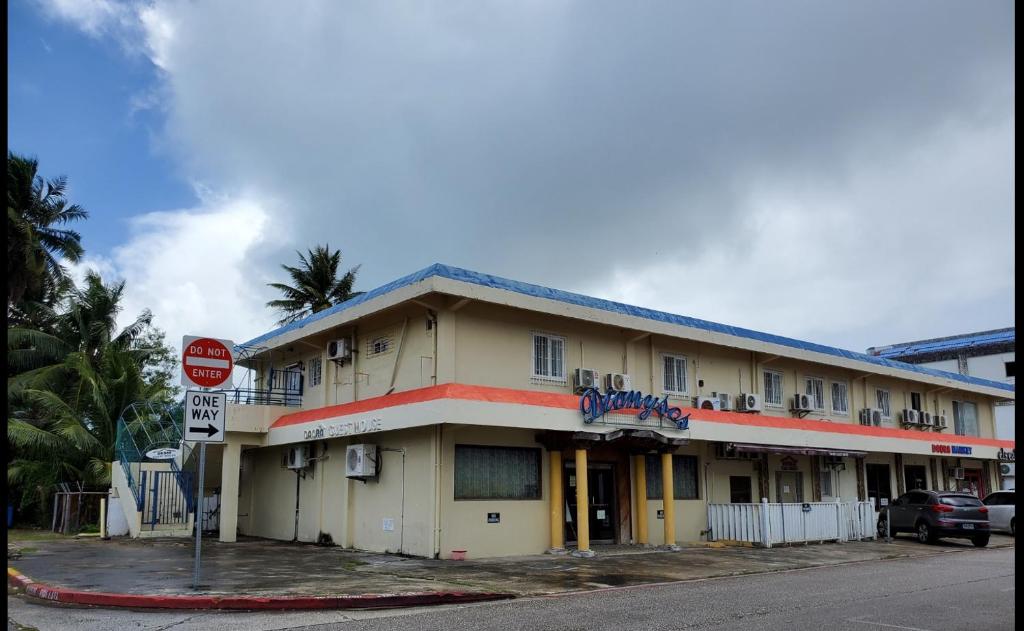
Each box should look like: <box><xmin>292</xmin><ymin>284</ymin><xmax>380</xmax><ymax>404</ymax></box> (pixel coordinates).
<box><xmin>695</xmin><ymin>396</ymin><xmax>721</xmax><ymax>411</ymax></box>
<box><xmin>327</xmin><ymin>338</ymin><xmax>353</xmax><ymax>362</ymax></box>
<box><xmin>717</xmin><ymin>393</ymin><xmax>733</xmax><ymax>412</ymax></box>
<box><xmin>792</xmin><ymin>394</ymin><xmax>814</xmax><ymax>412</ymax></box>
<box><xmin>919</xmin><ymin>411</ymin><xmax>933</xmax><ymax>427</ymax></box>
<box><xmin>345</xmin><ymin>444</ymin><xmax>378</xmax><ymax>479</ymax></box>
<box><xmin>933</xmin><ymin>414</ymin><xmax>948</xmax><ymax>430</ymax></box>
<box><xmin>736</xmin><ymin>393</ymin><xmax>762</xmax><ymax>413</ymax></box>
<box><xmin>901</xmin><ymin>409</ymin><xmax>920</xmax><ymax>425</ymax></box>
<box><xmin>950</xmin><ymin>467</ymin><xmax>965</xmax><ymax>480</ymax></box>
<box><xmin>605</xmin><ymin>373</ymin><xmax>632</xmax><ymax>391</ymax></box>
<box><xmin>574</xmin><ymin>368</ymin><xmax>600</xmax><ymax>392</ymax></box>
<box><xmin>285</xmin><ymin>445</ymin><xmax>310</xmax><ymax>469</ymax></box>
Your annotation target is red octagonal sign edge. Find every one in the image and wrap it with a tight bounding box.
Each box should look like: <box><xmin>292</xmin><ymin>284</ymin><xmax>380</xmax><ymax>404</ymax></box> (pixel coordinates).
<box><xmin>181</xmin><ymin>335</ymin><xmax>235</xmax><ymax>389</ymax></box>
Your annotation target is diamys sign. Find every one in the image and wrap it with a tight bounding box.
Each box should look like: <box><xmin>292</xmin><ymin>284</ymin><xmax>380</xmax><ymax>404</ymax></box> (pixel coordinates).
<box><xmin>579</xmin><ymin>387</ymin><xmax>690</xmax><ymax>430</ymax></box>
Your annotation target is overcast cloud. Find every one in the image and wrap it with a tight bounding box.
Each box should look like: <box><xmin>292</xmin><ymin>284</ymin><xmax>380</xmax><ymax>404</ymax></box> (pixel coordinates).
<box><xmin>42</xmin><ymin>0</ymin><xmax>1014</xmax><ymax>352</ymax></box>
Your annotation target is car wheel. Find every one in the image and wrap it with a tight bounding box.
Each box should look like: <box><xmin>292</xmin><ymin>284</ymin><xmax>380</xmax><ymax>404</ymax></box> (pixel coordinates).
<box><xmin>916</xmin><ymin>522</ymin><xmax>934</xmax><ymax>544</ymax></box>
<box><xmin>972</xmin><ymin>535</ymin><xmax>990</xmax><ymax>548</ymax></box>
<box><xmin>877</xmin><ymin>519</ymin><xmax>888</xmax><ymax>538</ymax></box>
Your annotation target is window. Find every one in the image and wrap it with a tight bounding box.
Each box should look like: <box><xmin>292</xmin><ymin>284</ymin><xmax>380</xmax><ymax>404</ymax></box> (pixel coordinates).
<box><xmin>820</xmin><ymin>467</ymin><xmax>833</xmax><ymax>497</ymax></box>
<box><xmin>804</xmin><ymin>377</ymin><xmax>825</xmax><ymax>411</ymax></box>
<box><xmin>1006</xmin><ymin>362</ymin><xmax>1015</xmax><ymax>378</ymax></box>
<box><xmin>645</xmin><ymin>455</ymin><xmax>700</xmax><ymax>500</ymax></box>
<box><xmin>662</xmin><ymin>354</ymin><xmax>688</xmax><ymax>394</ymax></box>
<box><xmin>830</xmin><ymin>382</ymin><xmax>849</xmax><ymax>415</ymax></box>
<box><xmin>905</xmin><ymin>491</ymin><xmax>929</xmax><ymax>505</ymax></box>
<box><xmin>307</xmin><ymin>357</ymin><xmax>322</xmax><ymax>387</ymax></box>
<box><xmin>910</xmin><ymin>392</ymin><xmax>922</xmax><ymax>412</ymax></box>
<box><xmin>366</xmin><ymin>335</ymin><xmax>393</xmax><ymax>357</ymax></box>
<box><xmin>952</xmin><ymin>401</ymin><xmax>979</xmax><ymax>437</ymax></box>
<box><xmin>763</xmin><ymin>370</ymin><xmax>784</xmax><ymax>407</ymax></box>
<box><xmin>531</xmin><ymin>333</ymin><xmax>566</xmax><ymax>382</ymax></box>
<box><xmin>875</xmin><ymin>389</ymin><xmax>891</xmax><ymax>420</ymax></box>
<box><xmin>454</xmin><ymin>445</ymin><xmax>541</xmax><ymax>500</ymax></box>
<box><xmin>729</xmin><ymin>476</ymin><xmax>752</xmax><ymax>503</ymax></box>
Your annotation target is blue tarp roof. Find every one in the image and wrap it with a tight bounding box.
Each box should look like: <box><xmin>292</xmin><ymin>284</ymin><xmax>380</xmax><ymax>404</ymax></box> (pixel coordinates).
<box><xmin>868</xmin><ymin>329</ymin><xmax>1015</xmax><ymax>360</ymax></box>
<box><xmin>245</xmin><ymin>263</ymin><xmax>1014</xmax><ymax>394</ymax></box>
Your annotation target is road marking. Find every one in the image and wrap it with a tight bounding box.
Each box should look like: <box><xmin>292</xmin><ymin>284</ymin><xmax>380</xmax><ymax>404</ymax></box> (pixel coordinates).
<box><xmin>847</xmin><ymin>616</ymin><xmax>935</xmax><ymax>631</ymax></box>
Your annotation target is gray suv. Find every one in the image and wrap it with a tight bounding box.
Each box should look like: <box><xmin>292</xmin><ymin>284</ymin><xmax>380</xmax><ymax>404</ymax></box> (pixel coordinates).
<box><xmin>878</xmin><ymin>490</ymin><xmax>990</xmax><ymax>547</ymax></box>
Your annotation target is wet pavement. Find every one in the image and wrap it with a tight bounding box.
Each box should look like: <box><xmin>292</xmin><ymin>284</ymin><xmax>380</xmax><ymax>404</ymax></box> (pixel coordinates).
<box><xmin>7</xmin><ymin>533</ymin><xmax>1014</xmax><ymax>598</ymax></box>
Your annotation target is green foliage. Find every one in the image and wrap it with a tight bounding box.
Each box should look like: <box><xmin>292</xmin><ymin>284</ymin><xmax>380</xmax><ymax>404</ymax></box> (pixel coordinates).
<box><xmin>267</xmin><ymin>244</ymin><xmax>363</xmax><ymax>325</ymax></box>
<box><xmin>6</xmin><ymin>154</ymin><xmax>177</xmax><ymax>526</ymax></box>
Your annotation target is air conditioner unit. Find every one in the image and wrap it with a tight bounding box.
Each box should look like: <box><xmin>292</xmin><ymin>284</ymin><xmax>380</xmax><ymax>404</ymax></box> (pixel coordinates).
<box><xmin>823</xmin><ymin>455</ymin><xmax>845</xmax><ymax>467</ymax></box>
<box><xmin>574</xmin><ymin>368</ymin><xmax>600</xmax><ymax>391</ymax></box>
<box><xmin>327</xmin><ymin>338</ymin><xmax>353</xmax><ymax>361</ymax></box>
<box><xmin>934</xmin><ymin>414</ymin><xmax>947</xmax><ymax>429</ymax></box>
<box><xmin>919</xmin><ymin>412</ymin><xmax>933</xmax><ymax>427</ymax></box>
<box><xmin>285</xmin><ymin>445</ymin><xmax>309</xmax><ymax>470</ymax></box>
<box><xmin>999</xmin><ymin>463</ymin><xmax>1014</xmax><ymax>477</ymax></box>
<box><xmin>605</xmin><ymin>373</ymin><xmax>633</xmax><ymax>392</ymax></box>
<box><xmin>695</xmin><ymin>396</ymin><xmax>721</xmax><ymax>411</ymax></box>
<box><xmin>715</xmin><ymin>443</ymin><xmax>758</xmax><ymax>460</ymax></box>
<box><xmin>950</xmin><ymin>467</ymin><xmax>965</xmax><ymax>480</ymax></box>
<box><xmin>901</xmin><ymin>409</ymin><xmax>920</xmax><ymax>425</ymax></box>
<box><xmin>717</xmin><ymin>393</ymin><xmax>733</xmax><ymax>412</ymax></box>
<box><xmin>345</xmin><ymin>444</ymin><xmax>378</xmax><ymax>478</ymax></box>
<box><xmin>859</xmin><ymin>408</ymin><xmax>882</xmax><ymax>426</ymax></box>
<box><xmin>792</xmin><ymin>393</ymin><xmax>814</xmax><ymax>412</ymax></box>
<box><xmin>736</xmin><ymin>393</ymin><xmax>762</xmax><ymax>413</ymax></box>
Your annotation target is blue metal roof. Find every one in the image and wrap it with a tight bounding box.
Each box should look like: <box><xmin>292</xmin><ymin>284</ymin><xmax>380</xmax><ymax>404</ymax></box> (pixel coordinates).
<box><xmin>245</xmin><ymin>263</ymin><xmax>1014</xmax><ymax>394</ymax></box>
<box><xmin>868</xmin><ymin>328</ymin><xmax>1015</xmax><ymax>360</ymax></box>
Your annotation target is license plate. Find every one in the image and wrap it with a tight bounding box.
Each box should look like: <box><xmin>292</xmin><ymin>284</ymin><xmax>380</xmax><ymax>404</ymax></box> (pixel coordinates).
<box><xmin>962</xmin><ymin>524</ymin><xmax>975</xmax><ymax>530</ymax></box>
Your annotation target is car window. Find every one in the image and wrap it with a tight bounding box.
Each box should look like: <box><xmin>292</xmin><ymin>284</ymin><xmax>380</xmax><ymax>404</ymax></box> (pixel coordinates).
<box><xmin>905</xmin><ymin>491</ymin><xmax>929</xmax><ymax>505</ymax></box>
<box><xmin>984</xmin><ymin>493</ymin><xmax>1004</xmax><ymax>506</ymax></box>
<box><xmin>940</xmin><ymin>495</ymin><xmax>984</xmax><ymax>507</ymax></box>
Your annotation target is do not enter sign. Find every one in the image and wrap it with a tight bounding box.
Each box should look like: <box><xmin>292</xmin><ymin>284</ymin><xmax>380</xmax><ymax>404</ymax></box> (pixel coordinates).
<box><xmin>181</xmin><ymin>336</ymin><xmax>235</xmax><ymax>389</ymax></box>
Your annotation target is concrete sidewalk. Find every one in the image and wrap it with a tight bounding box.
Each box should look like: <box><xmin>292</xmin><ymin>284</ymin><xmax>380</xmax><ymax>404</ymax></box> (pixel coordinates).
<box><xmin>7</xmin><ymin>533</ymin><xmax>1014</xmax><ymax>609</ymax></box>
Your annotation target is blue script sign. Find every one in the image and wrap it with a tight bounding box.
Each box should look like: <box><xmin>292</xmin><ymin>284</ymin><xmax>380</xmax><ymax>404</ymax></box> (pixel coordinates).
<box><xmin>579</xmin><ymin>388</ymin><xmax>690</xmax><ymax>430</ymax></box>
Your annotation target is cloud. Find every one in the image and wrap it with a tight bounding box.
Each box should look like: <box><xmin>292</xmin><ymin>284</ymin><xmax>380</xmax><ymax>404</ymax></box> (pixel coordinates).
<box><xmin>34</xmin><ymin>0</ymin><xmax>133</xmax><ymax>38</ymax></box>
<box><xmin>71</xmin><ymin>195</ymin><xmax>276</xmax><ymax>356</ymax></box>
<box><xmin>39</xmin><ymin>0</ymin><xmax>1015</xmax><ymax>352</ymax></box>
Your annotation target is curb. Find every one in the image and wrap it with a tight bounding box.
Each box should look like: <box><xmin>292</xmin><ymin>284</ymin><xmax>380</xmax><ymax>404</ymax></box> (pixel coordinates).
<box><xmin>8</xmin><ymin>567</ymin><xmax>514</xmax><ymax>611</ymax></box>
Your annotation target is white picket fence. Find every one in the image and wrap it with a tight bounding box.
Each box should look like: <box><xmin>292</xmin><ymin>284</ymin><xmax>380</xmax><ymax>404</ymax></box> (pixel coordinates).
<box><xmin>707</xmin><ymin>500</ymin><xmax>876</xmax><ymax>547</ymax></box>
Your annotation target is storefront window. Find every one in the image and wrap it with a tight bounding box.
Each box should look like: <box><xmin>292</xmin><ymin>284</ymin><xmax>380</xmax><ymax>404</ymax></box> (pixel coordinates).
<box><xmin>454</xmin><ymin>445</ymin><xmax>542</xmax><ymax>500</ymax></box>
<box><xmin>645</xmin><ymin>455</ymin><xmax>699</xmax><ymax>500</ymax></box>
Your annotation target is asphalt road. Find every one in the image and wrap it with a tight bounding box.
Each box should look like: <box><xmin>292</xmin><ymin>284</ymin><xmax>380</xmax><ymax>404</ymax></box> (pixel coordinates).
<box><xmin>8</xmin><ymin>546</ymin><xmax>1015</xmax><ymax>631</ymax></box>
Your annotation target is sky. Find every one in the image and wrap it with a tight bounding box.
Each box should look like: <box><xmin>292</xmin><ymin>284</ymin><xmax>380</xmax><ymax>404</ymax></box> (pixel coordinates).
<box><xmin>8</xmin><ymin>0</ymin><xmax>1015</xmax><ymax>357</ymax></box>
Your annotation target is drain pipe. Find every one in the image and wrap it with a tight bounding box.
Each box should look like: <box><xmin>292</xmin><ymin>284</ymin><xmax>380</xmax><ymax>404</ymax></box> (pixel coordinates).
<box><xmin>381</xmin><ymin>447</ymin><xmax>406</xmax><ymax>553</ymax></box>
<box><xmin>292</xmin><ymin>469</ymin><xmax>301</xmax><ymax>542</ymax></box>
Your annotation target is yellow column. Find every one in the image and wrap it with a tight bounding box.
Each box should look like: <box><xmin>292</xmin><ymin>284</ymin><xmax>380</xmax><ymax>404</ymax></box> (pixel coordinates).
<box><xmin>634</xmin><ymin>454</ymin><xmax>649</xmax><ymax>545</ymax></box>
<box><xmin>661</xmin><ymin>452</ymin><xmax>678</xmax><ymax>549</ymax></box>
<box><xmin>99</xmin><ymin>497</ymin><xmax>107</xmax><ymax>539</ymax></box>
<box><xmin>219</xmin><ymin>440</ymin><xmax>242</xmax><ymax>543</ymax></box>
<box><xmin>574</xmin><ymin>448</ymin><xmax>592</xmax><ymax>555</ymax></box>
<box><xmin>549</xmin><ymin>451</ymin><xmax>565</xmax><ymax>552</ymax></box>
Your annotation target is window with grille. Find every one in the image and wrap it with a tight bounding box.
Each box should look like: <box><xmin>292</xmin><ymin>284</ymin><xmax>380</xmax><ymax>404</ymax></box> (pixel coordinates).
<box><xmin>454</xmin><ymin>445</ymin><xmax>542</xmax><ymax>500</ymax></box>
<box><xmin>531</xmin><ymin>333</ymin><xmax>566</xmax><ymax>382</ymax></box>
<box><xmin>307</xmin><ymin>357</ymin><xmax>323</xmax><ymax>387</ymax></box>
<box><xmin>366</xmin><ymin>335</ymin><xmax>393</xmax><ymax>357</ymax></box>
<box><xmin>952</xmin><ymin>401</ymin><xmax>979</xmax><ymax>437</ymax></box>
<box><xmin>764</xmin><ymin>370</ymin><xmax>784</xmax><ymax>407</ymax></box>
<box><xmin>645</xmin><ymin>455</ymin><xmax>700</xmax><ymax>500</ymax></box>
<box><xmin>820</xmin><ymin>468</ymin><xmax>833</xmax><ymax>497</ymax></box>
<box><xmin>876</xmin><ymin>389</ymin><xmax>891</xmax><ymax>419</ymax></box>
<box><xmin>662</xmin><ymin>354</ymin><xmax>688</xmax><ymax>394</ymax></box>
<box><xmin>804</xmin><ymin>377</ymin><xmax>825</xmax><ymax>410</ymax></box>
<box><xmin>830</xmin><ymin>381</ymin><xmax>849</xmax><ymax>415</ymax></box>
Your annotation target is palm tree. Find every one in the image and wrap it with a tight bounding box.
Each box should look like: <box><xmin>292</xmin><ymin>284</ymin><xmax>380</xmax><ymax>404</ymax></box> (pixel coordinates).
<box><xmin>267</xmin><ymin>245</ymin><xmax>363</xmax><ymax>325</ymax></box>
<box><xmin>7</xmin><ymin>152</ymin><xmax>88</xmax><ymax>314</ymax></box>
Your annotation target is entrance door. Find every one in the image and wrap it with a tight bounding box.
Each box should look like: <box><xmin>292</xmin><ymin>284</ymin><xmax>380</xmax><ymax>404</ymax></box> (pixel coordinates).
<box><xmin>866</xmin><ymin>464</ymin><xmax>892</xmax><ymax>510</ymax></box>
<box><xmin>564</xmin><ymin>462</ymin><xmax>617</xmax><ymax>544</ymax></box>
<box><xmin>961</xmin><ymin>469</ymin><xmax>986</xmax><ymax>497</ymax></box>
<box><xmin>903</xmin><ymin>465</ymin><xmax>927</xmax><ymax>491</ymax></box>
<box><xmin>776</xmin><ymin>471</ymin><xmax>803</xmax><ymax>503</ymax></box>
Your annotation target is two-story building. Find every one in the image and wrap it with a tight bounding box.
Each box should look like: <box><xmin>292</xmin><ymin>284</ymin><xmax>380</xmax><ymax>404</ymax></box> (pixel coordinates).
<box><xmin>200</xmin><ymin>264</ymin><xmax>1014</xmax><ymax>558</ymax></box>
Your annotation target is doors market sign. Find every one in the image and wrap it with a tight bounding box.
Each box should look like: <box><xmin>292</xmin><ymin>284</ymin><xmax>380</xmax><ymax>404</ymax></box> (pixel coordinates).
<box><xmin>579</xmin><ymin>388</ymin><xmax>690</xmax><ymax>430</ymax></box>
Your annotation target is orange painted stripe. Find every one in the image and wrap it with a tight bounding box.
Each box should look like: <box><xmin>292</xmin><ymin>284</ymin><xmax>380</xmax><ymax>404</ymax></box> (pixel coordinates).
<box><xmin>270</xmin><ymin>383</ymin><xmax>1015</xmax><ymax>449</ymax></box>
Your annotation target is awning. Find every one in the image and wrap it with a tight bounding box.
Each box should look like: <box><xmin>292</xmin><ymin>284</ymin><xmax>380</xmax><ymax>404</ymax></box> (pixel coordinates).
<box><xmin>729</xmin><ymin>443</ymin><xmax>868</xmax><ymax>458</ymax></box>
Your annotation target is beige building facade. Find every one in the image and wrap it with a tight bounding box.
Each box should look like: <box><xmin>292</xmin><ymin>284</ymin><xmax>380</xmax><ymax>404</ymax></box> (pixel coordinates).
<box><xmin>201</xmin><ymin>265</ymin><xmax>1014</xmax><ymax>558</ymax></box>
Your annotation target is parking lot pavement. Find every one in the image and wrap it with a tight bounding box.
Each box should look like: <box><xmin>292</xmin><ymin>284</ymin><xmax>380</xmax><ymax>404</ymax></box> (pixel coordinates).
<box><xmin>7</xmin><ymin>531</ymin><xmax>1014</xmax><ymax>601</ymax></box>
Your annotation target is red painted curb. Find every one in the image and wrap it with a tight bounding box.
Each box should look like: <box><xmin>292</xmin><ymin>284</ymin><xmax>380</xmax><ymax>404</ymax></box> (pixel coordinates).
<box><xmin>8</xmin><ymin>567</ymin><xmax>513</xmax><ymax>610</ymax></box>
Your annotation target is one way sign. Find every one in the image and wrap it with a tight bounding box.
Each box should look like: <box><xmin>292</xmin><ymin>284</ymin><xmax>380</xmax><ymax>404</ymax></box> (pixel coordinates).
<box><xmin>184</xmin><ymin>391</ymin><xmax>226</xmax><ymax>443</ymax></box>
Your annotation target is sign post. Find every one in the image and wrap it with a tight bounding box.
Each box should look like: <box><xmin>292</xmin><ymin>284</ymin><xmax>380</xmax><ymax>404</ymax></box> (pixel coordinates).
<box><xmin>183</xmin><ymin>388</ymin><xmax>228</xmax><ymax>590</ymax></box>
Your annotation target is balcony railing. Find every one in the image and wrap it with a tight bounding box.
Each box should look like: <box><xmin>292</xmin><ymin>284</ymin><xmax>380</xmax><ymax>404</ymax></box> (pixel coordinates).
<box><xmin>218</xmin><ymin>387</ymin><xmax>302</xmax><ymax>407</ymax></box>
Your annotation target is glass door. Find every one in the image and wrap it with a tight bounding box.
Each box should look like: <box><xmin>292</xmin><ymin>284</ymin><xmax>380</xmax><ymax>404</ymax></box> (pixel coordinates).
<box><xmin>564</xmin><ymin>462</ymin><xmax>617</xmax><ymax>544</ymax></box>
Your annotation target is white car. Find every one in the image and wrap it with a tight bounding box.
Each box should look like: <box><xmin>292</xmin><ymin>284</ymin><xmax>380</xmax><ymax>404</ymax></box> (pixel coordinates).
<box><xmin>982</xmin><ymin>490</ymin><xmax>1015</xmax><ymax>536</ymax></box>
